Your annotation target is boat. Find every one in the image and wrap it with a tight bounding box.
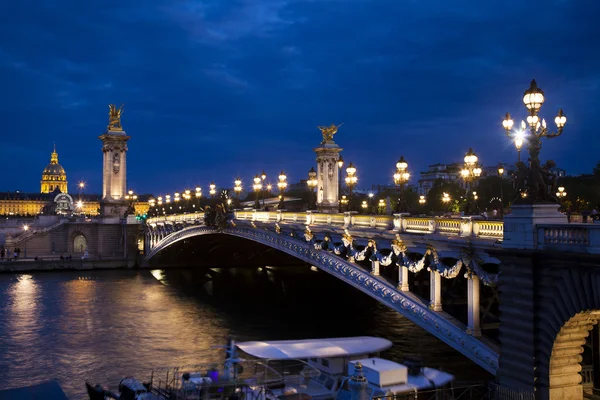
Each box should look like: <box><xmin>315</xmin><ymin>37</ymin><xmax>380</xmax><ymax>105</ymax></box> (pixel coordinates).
<box><xmin>86</xmin><ymin>337</ymin><xmax>453</xmax><ymax>400</ymax></box>
<box><xmin>235</xmin><ymin>337</ymin><xmax>454</xmax><ymax>399</ymax></box>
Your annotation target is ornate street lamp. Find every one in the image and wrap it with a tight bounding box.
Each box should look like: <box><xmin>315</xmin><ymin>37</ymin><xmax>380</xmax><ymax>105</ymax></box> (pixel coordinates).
<box><xmin>419</xmin><ymin>195</ymin><xmax>426</xmax><ymax>205</ymax></box>
<box><xmin>307</xmin><ymin>167</ymin><xmax>318</xmax><ymax>210</ymax></box>
<box><xmin>393</xmin><ymin>156</ymin><xmax>410</xmax><ymax>212</ymax></box>
<box><xmin>124</xmin><ymin>189</ymin><xmax>138</xmax><ymax>215</ymax></box>
<box><xmin>378</xmin><ymin>199</ymin><xmax>386</xmax><ymax>215</ymax></box>
<box><xmin>345</xmin><ymin>162</ymin><xmax>358</xmax><ymax>211</ymax></box>
<box><xmin>337</xmin><ymin>155</ymin><xmax>344</xmax><ymax>211</ymax></box>
<box><xmin>442</xmin><ymin>192</ymin><xmax>451</xmax><ymax>211</ymax></box>
<box><xmin>460</xmin><ymin>148</ymin><xmax>482</xmax><ymax>215</ymax></box>
<box><xmin>498</xmin><ymin>164</ymin><xmax>505</xmax><ymax>218</ymax></box>
<box><xmin>253</xmin><ymin>175</ymin><xmax>262</xmax><ymax>209</ymax></box>
<box><xmin>234</xmin><ymin>178</ymin><xmax>242</xmax><ymax>198</ymax></box>
<box><xmin>514</xmin><ymin>131</ymin><xmax>524</xmax><ymax>163</ymax></box>
<box><xmin>340</xmin><ymin>195</ymin><xmax>349</xmax><ymax>210</ymax></box>
<box><xmin>556</xmin><ymin>186</ymin><xmax>567</xmax><ymax>198</ymax></box>
<box><xmin>277</xmin><ymin>171</ymin><xmax>287</xmax><ymax>210</ymax></box>
<box><xmin>209</xmin><ymin>182</ymin><xmax>216</xmax><ymax>198</ymax></box>
<box><xmin>261</xmin><ymin>170</ymin><xmax>267</xmax><ymax>206</ymax></box>
<box><xmin>361</xmin><ymin>200</ymin><xmax>368</xmax><ymax>213</ymax></box>
<box><xmin>502</xmin><ymin>80</ymin><xmax>567</xmax><ymax>202</ymax></box>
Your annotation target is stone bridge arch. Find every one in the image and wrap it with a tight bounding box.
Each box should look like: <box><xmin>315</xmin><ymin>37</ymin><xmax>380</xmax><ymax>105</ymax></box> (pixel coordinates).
<box><xmin>497</xmin><ymin>252</ymin><xmax>600</xmax><ymax>399</ymax></box>
<box><xmin>145</xmin><ymin>224</ymin><xmax>499</xmax><ymax>374</ymax></box>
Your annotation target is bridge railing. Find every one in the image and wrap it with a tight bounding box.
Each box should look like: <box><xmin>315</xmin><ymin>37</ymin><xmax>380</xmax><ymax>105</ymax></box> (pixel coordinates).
<box><xmin>228</xmin><ymin>210</ymin><xmax>504</xmax><ymax>240</ymax></box>
<box><xmin>537</xmin><ymin>223</ymin><xmax>600</xmax><ymax>254</ymax></box>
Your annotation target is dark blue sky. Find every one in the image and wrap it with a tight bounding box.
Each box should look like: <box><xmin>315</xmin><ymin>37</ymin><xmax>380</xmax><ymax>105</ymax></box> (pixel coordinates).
<box><xmin>1</xmin><ymin>0</ymin><xmax>599</xmax><ymax>195</ymax></box>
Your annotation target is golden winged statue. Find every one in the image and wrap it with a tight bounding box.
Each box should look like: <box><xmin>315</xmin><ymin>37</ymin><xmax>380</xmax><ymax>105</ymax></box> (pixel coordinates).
<box><xmin>107</xmin><ymin>104</ymin><xmax>124</xmax><ymax>131</ymax></box>
<box><xmin>318</xmin><ymin>123</ymin><xmax>343</xmax><ymax>143</ymax></box>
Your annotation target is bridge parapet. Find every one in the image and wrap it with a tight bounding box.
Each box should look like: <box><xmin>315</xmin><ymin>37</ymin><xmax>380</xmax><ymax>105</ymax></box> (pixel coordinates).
<box><xmin>537</xmin><ymin>223</ymin><xmax>600</xmax><ymax>254</ymax></box>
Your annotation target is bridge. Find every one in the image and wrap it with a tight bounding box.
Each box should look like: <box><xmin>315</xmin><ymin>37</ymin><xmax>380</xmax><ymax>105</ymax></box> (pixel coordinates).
<box><xmin>143</xmin><ymin>208</ymin><xmax>600</xmax><ymax>399</ymax></box>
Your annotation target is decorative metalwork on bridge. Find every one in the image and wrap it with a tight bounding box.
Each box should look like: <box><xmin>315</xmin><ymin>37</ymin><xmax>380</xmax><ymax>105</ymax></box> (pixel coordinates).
<box><xmin>145</xmin><ymin>213</ymin><xmax>502</xmax><ymax>374</ymax></box>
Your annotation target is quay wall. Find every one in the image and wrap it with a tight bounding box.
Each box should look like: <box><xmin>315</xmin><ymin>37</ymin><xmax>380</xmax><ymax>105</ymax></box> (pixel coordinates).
<box><xmin>0</xmin><ymin>258</ymin><xmax>136</xmax><ymax>273</ymax></box>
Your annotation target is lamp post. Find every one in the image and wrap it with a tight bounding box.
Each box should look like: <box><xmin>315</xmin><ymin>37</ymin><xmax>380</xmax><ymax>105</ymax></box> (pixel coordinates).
<box><xmin>502</xmin><ymin>80</ymin><xmax>567</xmax><ymax>202</ymax></box>
<box><xmin>497</xmin><ymin>165</ymin><xmax>505</xmax><ymax>218</ymax></box>
<box><xmin>148</xmin><ymin>197</ymin><xmax>156</xmax><ymax>217</ymax></box>
<box><xmin>419</xmin><ymin>195</ymin><xmax>426</xmax><ymax>206</ymax></box>
<box><xmin>234</xmin><ymin>178</ymin><xmax>242</xmax><ymax>208</ymax></box>
<box><xmin>194</xmin><ymin>187</ymin><xmax>202</xmax><ymax>210</ymax></box>
<box><xmin>209</xmin><ymin>182</ymin><xmax>216</xmax><ymax>199</ymax></box>
<box><xmin>368</xmin><ymin>192</ymin><xmax>374</xmax><ymax>214</ymax></box>
<box><xmin>174</xmin><ymin>192</ymin><xmax>182</xmax><ymax>212</ymax></box>
<box><xmin>157</xmin><ymin>196</ymin><xmax>163</xmax><ymax>216</ymax></box>
<box><xmin>442</xmin><ymin>192</ymin><xmax>451</xmax><ymax>212</ymax></box>
<box><xmin>556</xmin><ymin>186</ymin><xmax>567</xmax><ymax>210</ymax></box>
<box><xmin>340</xmin><ymin>195</ymin><xmax>349</xmax><ymax>211</ymax></box>
<box><xmin>337</xmin><ymin>155</ymin><xmax>344</xmax><ymax>212</ymax></box>
<box><xmin>78</xmin><ymin>182</ymin><xmax>85</xmax><ymax>207</ymax></box>
<box><xmin>393</xmin><ymin>156</ymin><xmax>410</xmax><ymax>212</ymax></box>
<box><xmin>307</xmin><ymin>167</ymin><xmax>318</xmax><ymax>210</ymax></box>
<box><xmin>124</xmin><ymin>189</ymin><xmax>138</xmax><ymax>215</ymax></box>
<box><xmin>23</xmin><ymin>224</ymin><xmax>29</xmax><ymax>259</ymax></box>
<box><xmin>261</xmin><ymin>170</ymin><xmax>267</xmax><ymax>206</ymax></box>
<box><xmin>277</xmin><ymin>171</ymin><xmax>287</xmax><ymax>210</ymax></box>
<box><xmin>514</xmin><ymin>132</ymin><xmax>524</xmax><ymax>163</ymax></box>
<box><xmin>345</xmin><ymin>162</ymin><xmax>357</xmax><ymax>211</ymax></box>
<box><xmin>253</xmin><ymin>175</ymin><xmax>262</xmax><ymax>209</ymax></box>
<box><xmin>361</xmin><ymin>200</ymin><xmax>368</xmax><ymax>213</ymax></box>
<box><xmin>378</xmin><ymin>199</ymin><xmax>385</xmax><ymax>215</ymax></box>
<box><xmin>183</xmin><ymin>189</ymin><xmax>191</xmax><ymax>213</ymax></box>
<box><xmin>460</xmin><ymin>148</ymin><xmax>482</xmax><ymax>215</ymax></box>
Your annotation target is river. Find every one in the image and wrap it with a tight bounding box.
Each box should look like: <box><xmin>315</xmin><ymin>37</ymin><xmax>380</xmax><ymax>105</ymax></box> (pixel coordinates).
<box><xmin>0</xmin><ymin>266</ymin><xmax>489</xmax><ymax>399</ymax></box>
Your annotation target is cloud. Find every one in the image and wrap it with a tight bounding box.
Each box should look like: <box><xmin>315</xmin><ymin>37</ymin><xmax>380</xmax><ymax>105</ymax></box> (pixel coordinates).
<box><xmin>0</xmin><ymin>0</ymin><xmax>598</xmax><ymax>194</ymax></box>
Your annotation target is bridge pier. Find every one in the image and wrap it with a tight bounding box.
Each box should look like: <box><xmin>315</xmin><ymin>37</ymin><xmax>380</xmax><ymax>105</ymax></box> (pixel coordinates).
<box><xmin>429</xmin><ymin>270</ymin><xmax>442</xmax><ymax>311</ymax></box>
<box><xmin>467</xmin><ymin>275</ymin><xmax>481</xmax><ymax>337</ymax></box>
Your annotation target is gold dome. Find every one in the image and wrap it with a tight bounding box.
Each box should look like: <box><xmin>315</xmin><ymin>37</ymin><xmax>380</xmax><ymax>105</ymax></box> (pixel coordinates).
<box><xmin>40</xmin><ymin>144</ymin><xmax>68</xmax><ymax>194</ymax></box>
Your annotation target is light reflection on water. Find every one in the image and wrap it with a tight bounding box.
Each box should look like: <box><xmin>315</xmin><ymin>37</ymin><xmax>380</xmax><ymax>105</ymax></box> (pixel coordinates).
<box><xmin>0</xmin><ymin>267</ymin><xmax>488</xmax><ymax>399</ymax></box>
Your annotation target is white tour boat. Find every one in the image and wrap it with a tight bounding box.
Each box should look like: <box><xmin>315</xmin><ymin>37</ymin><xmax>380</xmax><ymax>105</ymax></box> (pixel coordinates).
<box><xmin>234</xmin><ymin>336</ymin><xmax>454</xmax><ymax>400</ymax></box>
<box><xmin>86</xmin><ymin>337</ymin><xmax>453</xmax><ymax>400</ymax></box>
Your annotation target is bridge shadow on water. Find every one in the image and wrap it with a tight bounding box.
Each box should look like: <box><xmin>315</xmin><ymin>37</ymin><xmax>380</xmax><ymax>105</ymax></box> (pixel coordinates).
<box><xmin>148</xmin><ymin>234</ymin><xmax>493</xmax><ymax>384</ymax></box>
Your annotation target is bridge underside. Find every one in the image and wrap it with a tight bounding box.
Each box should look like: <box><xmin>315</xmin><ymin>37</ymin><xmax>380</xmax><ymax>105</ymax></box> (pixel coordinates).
<box><xmin>147</xmin><ymin>234</ymin><xmax>306</xmax><ymax>268</ymax></box>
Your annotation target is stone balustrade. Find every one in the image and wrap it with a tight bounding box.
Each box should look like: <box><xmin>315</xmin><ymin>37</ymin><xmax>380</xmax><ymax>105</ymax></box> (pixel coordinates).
<box><xmin>537</xmin><ymin>223</ymin><xmax>600</xmax><ymax>254</ymax></box>
<box><xmin>147</xmin><ymin>211</ymin><xmax>600</xmax><ymax>254</ymax></box>
<box><xmin>150</xmin><ymin>211</ymin><xmax>503</xmax><ymax>240</ymax></box>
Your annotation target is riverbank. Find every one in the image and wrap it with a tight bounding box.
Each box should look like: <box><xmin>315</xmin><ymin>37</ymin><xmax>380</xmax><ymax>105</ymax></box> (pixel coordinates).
<box><xmin>0</xmin><ymin>258</ymin><xmax>136</xmax><ymax>272</ymax></box>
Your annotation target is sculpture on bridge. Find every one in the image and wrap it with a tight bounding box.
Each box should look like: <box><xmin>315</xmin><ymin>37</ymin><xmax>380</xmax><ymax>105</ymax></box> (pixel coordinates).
<box><xmin>318</xmin><ymin>123</ymin><xmax>343</xmax><ymax>143</ymax></box>
<box><xmin>107</xmin><ymin>104</ymin><xmax>124</xmax><ymax>131</ymax></box>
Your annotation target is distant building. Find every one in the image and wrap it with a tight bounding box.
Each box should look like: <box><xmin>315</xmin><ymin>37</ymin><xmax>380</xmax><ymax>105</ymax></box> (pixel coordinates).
<box><xmin>288</xmin><ymin>179</ymin><xmax>309</xmax><ymax>192</ymax></box>
<box><xmin>418</xmin><ymin>163</ymin><xmax>462</xmax><ymax>195</ymax></box>
<box><xmin>0</xmin><ymin>145</ymin><xmax>149</xmax><ymax>217</ymax></box>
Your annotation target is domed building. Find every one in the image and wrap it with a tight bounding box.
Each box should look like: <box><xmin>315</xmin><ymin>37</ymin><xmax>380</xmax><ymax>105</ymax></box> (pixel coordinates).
<box><xmin>40</xmin><ymin>145</ymin><xmax>68</xmax><ymax>194</ymax></box>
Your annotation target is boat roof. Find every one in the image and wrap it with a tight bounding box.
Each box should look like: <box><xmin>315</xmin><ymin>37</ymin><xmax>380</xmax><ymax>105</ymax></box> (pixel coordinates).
<box><xmin>350</xmin><ymin>357</ymin><xmax>406</xmax><ymax>372</ymax></box>
<box><xmin>236</xmin><ymin>337</ymin><xmax>393</xmax><ymax>360</ymax></box>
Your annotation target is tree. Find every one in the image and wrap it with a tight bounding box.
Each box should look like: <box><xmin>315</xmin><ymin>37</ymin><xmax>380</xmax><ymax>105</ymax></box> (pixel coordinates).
<box><xmin>425</xmin><ymin>179</ymin><xmax>465</xmax><ymax>213</ymax></box>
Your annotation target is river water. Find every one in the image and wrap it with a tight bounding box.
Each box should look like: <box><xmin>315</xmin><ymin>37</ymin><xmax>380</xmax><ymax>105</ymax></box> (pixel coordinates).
<box><xmin>0</xmin><ymin>266</ymin><xmax>488</xmax><ymax>399</ymax></box>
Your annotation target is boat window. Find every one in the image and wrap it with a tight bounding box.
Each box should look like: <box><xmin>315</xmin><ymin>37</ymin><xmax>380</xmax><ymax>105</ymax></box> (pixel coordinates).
<box><xmin>310</xmin><ymin>358</ymin><xmax>318</xmax><ymax>363</ymax></box>
<box><xmin>321</xmin><ymin>359</ymin><xmax>329</xmax><ymax>367</ymax></box>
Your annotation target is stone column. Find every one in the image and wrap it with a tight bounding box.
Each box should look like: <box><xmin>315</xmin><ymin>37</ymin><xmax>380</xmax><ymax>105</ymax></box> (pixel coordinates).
<box><xmin>429</xmin><ymin>270</ymin><xmax>442</xmax><ymax>311</ymax></box>
<box><xmin>398</xmin><ymin>264</ymin><xmax>409</xmax><ymax>292</ymax></box>
<box><xmin>371</xmin><ymin>259</ymin><xmax>380</xmax><ymax>276</ymax></box>
<box><xmin>99</xmin><ymin>125</ymin><xmax>131</xmax><ymax>218</ymax></box>
<box><xmin>314</xmin><ymin>140</ymin><xmax>342</xmax><ymax>213</ymax></box>
<box><xmin>467</xmin><ymin>275</ymin><xmax>481</xmax><ymax>337</ymax></box>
